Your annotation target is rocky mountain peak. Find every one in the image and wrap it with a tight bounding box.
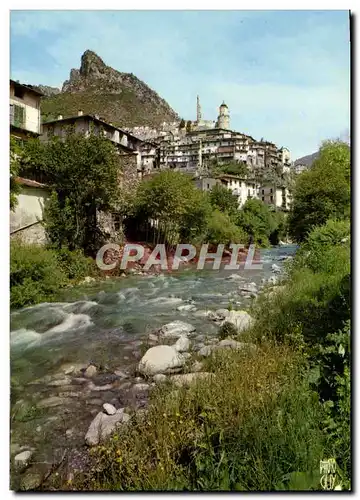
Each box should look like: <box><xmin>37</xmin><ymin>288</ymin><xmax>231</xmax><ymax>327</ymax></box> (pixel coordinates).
<box><xmin>42</xmin><ymin>50</ymin><xmax>179</xmax><ymax>128</ymax></box>
<box><xmin>80</xmin><ymin>50</ymin><xmax>107</xmax><ymax>78</ymax></box>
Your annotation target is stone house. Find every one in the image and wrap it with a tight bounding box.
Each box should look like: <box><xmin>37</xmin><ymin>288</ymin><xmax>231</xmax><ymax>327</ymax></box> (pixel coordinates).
<box><xmin>10</xmin><ymin>79</ymin><xmax>43</xmax><ymax>142</ymax></box>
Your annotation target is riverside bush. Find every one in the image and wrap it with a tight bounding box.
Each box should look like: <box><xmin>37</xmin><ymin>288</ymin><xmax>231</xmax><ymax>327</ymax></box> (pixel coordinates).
<box><xmin>10</xmin><ymin>241</ymin><xmax>96</xmax><ymax>309</ymax></box>
<box><xmin>55</xmin><ymin>247</ymin><xmax>96</xmax><ymax>281</ymax></box>
<box><xmin>10</xmin><ymin>241</ymin><xmax>67</xmax><ymax>309</ymax></box>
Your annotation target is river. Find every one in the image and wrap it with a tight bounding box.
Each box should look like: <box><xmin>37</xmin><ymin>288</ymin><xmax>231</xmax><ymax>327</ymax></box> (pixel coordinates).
<box><xmin>10</xmin><ymin>244</ymin><xmax>297</xmax><ymax>486</ymax></box>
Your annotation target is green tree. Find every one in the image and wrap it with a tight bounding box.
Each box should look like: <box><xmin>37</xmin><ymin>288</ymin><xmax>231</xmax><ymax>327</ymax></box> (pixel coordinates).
<box><xmin>21</xmin><ymin>131</ymin><xmax>122</xmax><ymax>255</ymax></box>
<box><xmin>206</xmin><ymin>209</ymin><xmax>245</xmax><ymax>246</ymax></box>
<box><xmin>288</xmin><ymin>141</ymin><xmax>350</xmax><ymax>242</ymax></box>
<box><xmin>209</xmin><ymin>184</ymin><xmax>239</xmax><ymax>216</ymax></box>
<box><xmin>10</xmin><ymin>136</ymin><xmax>23</xmax><ymax>210</ymax></box>
<box><xmin>209</xmin><ymin>160</ymin><xmax>249</xmax><ymax>178</ymax></box>
<box><xmin>236</xmin><ymin>199</ymin><xmax>275</xmax><ymax>247</ymax></box>
<box><xmin>133</xmin><ymin>170</ymin><xmax>212</xmax><ymax>245</ymax></box>
<box><xmin>179</xmin><ymin>119</ymin><xmax>186</xmax><ymax>129</ymax></box>
<box><xmin>186</xmin><ymin>120</ymin><xmax>192</xmax><ymax>134</ymax></box>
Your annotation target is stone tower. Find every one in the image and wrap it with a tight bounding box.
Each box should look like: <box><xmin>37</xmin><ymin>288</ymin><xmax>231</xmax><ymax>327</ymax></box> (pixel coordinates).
<box><xmin>196</xmin><ymin>95</ymin><xmax>202</xmax><ymax>122</ymax></box>
<box><xmin>216</xmin><ymin>101</ymin><xmax>230</xmax><ymax>129</ymax></box>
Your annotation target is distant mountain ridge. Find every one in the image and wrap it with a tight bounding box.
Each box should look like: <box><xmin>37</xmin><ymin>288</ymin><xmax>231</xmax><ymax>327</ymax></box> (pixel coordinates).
<box><xmin>37</xmin><ymin>50</ymin><xmax>179</xmax><ymax>128</ymax></box>
<box><xmin>294</xmin><ymin>151</ymin><xmax>319</xmax><ymax>166</ymax></box>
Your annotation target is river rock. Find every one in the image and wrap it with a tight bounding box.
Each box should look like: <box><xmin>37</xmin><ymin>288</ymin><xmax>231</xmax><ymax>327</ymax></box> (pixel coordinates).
<box><xmin>20</xmin><ymin>471</ymin><xmax>42</xmax><ymax>491</ymax></box>
<box><xmin>226</xmin><ymin>274</ymin><xmax>243</xmax><ymax>281</ymax></box>
<box><xmin>224</xmin><ymin>310</ymin><xmax>253</xmax><ymax>333</ymax></box>
<box><xmin>114</xmin><ymin>370</ymin><xmax>129</xmax><ymax>379</ymax></box>
<box><xmin>85</xmin><ymin>409</ymin><xmax>130</xmax><ymax>446</ymax></box>
<box><xmin>48</xmin><ymin>377</ymin><xmax>72</xmax><ymax>387</ymax></box>
<box><xmin>198</xmin><ymin>345</ymin><xmax>215</xmax><ymax>357</ymax></box>
<box><xmin>191</xmin><ymin>360</ymin><xmax>204</xmax><ymax>372</ymax></box>
<box><xmin>174</xmin><ymin>335</ymin><xmax>190</xmax><ymax>353</ymax></box>
<box><xmin>132</xmin><ymin>383</ymin><xmax>150</xmax><ymax>392</ymax></box>
<box><xmin>271</xmin><ymin>264</ymin><xmax>281</xmax><ymax>273</ymax></box>
<box><xmin>38</xmin><ymin>396</ymin><xmax>70</xmax><ymax>408</ymax></box>
<box><xmin>169</xmin><ymin>372</ymin><xmax>215</xmax><ymax>387</ymax></box>
<box><xmin>158</xmin><ymin>321</ymin><xmax>196</xmax><ymax>338</ymax></box>
<box><xmin>153</xmin><ymin>374</ymin><xmax>167</xmax><ymax>384</ymax></box>
<box><xmin>14</xmin><ymin>450</ymin><xmax>32</xmax><ymax>470</ymax></box>
<box><xmin>103</xmin><ymin>403</ymin><xmax>116</xmax><ymax>415</ymax></box>
<box><xmin>138</xmin><ymin>345</ymin><xmax>185</xmax><ymax>376</ymax></box>
<box><xmin>193</xmin><ymin>310</ymin><xmax>211</xmax><ymax>318</ymax></box>
<box><xmin>177</xmin><ymin>304</ymin><xmax>197</xmax><ymax>312</ymax></box>
<box><xmin>84</xmin><ymin>365</ymin><xmax>97</xmax><ymax>378</ymax></box>
<box><xmin>148</xmin><ymin>333</ymin><xmax>159</xmax><ymax>342</ymax></box>
<box><xmin>239</xmin><ymin>282</ymin><xmax>257</xmax><ymax>294</ymax></box>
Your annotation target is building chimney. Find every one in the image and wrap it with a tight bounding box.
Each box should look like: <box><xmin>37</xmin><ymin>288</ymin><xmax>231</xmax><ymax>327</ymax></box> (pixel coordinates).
<box><xmin>78</xmin><ymin>110</ymin><xmax>83</xmax><ymax>116</ymax></box>
<box><xmin>57</xmin><ymin>114</ymin><xmax>63</xmax><ymax>120</ymax></box>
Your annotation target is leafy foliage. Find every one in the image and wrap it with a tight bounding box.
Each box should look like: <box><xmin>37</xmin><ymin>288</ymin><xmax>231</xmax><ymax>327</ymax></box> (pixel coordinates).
<box><xmin>131</xmin><ymin>170</ymin><xmax>212</xmax><ymax>245</ymax></box>
<box><xmin>236</xmin><ymin>199</ymin><xmax>275</xmax><ymax>247</ymax></box>
<box><xmin>21</xmin><ymin>131</ymin><xmax>121</xmax><ymax>255</ymax></box>
<box><xmin>206</xmin><ymin>210</ymin><xmax>245</xmax><ymax>246</ymax></box>
<box><xmin>209</xmin><ymin>184</ymin><xmax>238</xmax><ymax>216</ymax></box>
<box><xmin>288</xmin><ymin>141</ymin><xmax>350</xmax><ymax>242</ymax></box>
<box><xmin>10</xmin><ymin>241</ymin><xmax>67</xmax><ymax>309</ymax></box>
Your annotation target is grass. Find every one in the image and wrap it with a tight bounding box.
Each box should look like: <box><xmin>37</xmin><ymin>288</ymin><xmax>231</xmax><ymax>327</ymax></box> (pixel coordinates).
<box><xmin>72</xmin><ymin>345</ymin><xmax>326</xmax><ymax>491</ymax></box>
<box><xmin>41</xmin><ymin>88</ymin><xmax>178</xmax><ymax>129</ymax></box>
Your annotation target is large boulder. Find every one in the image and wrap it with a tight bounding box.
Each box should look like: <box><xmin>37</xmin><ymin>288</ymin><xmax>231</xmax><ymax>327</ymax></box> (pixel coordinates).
<box><xmin>85</xmin><ymin>408</ymin><xmax>130</xmax><ymax>446</ymax></box>
<box><xmin>158</xmin><ymin>321</ymin><xmax>196</xmax><ymax>338</ymax></box>
<box><xmin>224</xmin><ymin>310</ymin><xmax>254</xmax><ymax>333</ymax></box>
<box><xmin>138</xmin><ymin>345</ymin><xmax>185</xmax><ymax>376</ymax></box>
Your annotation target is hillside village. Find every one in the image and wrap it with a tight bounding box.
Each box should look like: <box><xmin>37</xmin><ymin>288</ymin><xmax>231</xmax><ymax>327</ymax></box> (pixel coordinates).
<box><xmin>10</xmin><ymin>50</ymin><xmax>307</xmax><ymax>245</ymax></box>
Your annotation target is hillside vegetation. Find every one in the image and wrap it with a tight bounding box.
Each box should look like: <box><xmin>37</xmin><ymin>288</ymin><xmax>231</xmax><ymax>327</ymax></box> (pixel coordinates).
<box><xmin>40</xmin><ymin>50</ymin><xmax>179</xmax><ymax>128</ymax></box>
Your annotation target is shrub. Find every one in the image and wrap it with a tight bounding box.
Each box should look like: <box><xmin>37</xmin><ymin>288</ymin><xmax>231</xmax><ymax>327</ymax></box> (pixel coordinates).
<box><xmin>218</xmin><ymin>321</ymin><xmax>238</xmax><ymax>340</ymax></box>
<box><xmin>10</xmin><ymin>241</ymin><xmax>67</xmax><ymax>309</ymax></box>
<box><xmin>55</xmin><ymin>247</ymin><xmax>95</xmax><ymax>281</ymax></box>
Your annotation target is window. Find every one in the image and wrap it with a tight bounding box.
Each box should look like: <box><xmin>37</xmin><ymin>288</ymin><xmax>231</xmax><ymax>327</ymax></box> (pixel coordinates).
<box><xmin>270</xmin><ymin>188</ymin><xmax>273</xmax><ymax>194</ymax></box>
<box><xmin>270</xmin><ymin>196</ymin><xmax>274</xmax><ymax>202</ymax></box>
<box><xmin>207</xmin><ymin>183</ymin><xmax>210</xmax><ymax>189</ymax></box>
<box><xmin>262</xmin><ymin>196</ymin><xmax>265</xmax><ymax>201</ymax></box>
<box><xmin>14</xmin><ymin>86</ymin><xmax>25</xmax><ymax>99</ymax></box>
<box><xmin>262</xmin><ymin>189</ymin><xmax>264</xmax><ymax>195</ymax></box>
<box><xmin>10</xmin><ymin>104</ymin><xmax>25</xmax><ymax>128</ymax></box>
<box><xmin>248</xmin><ymin>189</ymin><xmax>250</xmax><ymax>196</ymax></box>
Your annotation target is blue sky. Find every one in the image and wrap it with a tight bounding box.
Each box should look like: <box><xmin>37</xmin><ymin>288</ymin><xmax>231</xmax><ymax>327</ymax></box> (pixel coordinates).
<box><xmin>10</xmin><ymin>10</ymin><xmax>350</xmax><ymax>158</ymax></box>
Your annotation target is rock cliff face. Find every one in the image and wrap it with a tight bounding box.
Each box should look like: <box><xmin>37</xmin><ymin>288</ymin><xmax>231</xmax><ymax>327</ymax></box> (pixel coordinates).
<box><xmin>40</xmin><ymin>50</ymin><xmax>179</xmax><ymax>128</ymax></box>
<box><xmin>26</xmin><ymin>84</ymin><xmax>61</xmax><ymax>97</ymax></box>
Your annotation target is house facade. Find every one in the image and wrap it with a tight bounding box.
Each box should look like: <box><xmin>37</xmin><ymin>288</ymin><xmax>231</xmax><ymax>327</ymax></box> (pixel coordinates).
<box><xmin>10</xmin><ymin>80</ymin><xmax>43</xmax><ymax>141</ymax></box>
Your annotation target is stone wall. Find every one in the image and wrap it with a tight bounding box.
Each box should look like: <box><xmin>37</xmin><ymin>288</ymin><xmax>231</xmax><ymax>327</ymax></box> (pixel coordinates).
<box><xmin>11</xmin><ymin>222</ymin><xmax>47</xmax><ymax>245</ymax></box>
